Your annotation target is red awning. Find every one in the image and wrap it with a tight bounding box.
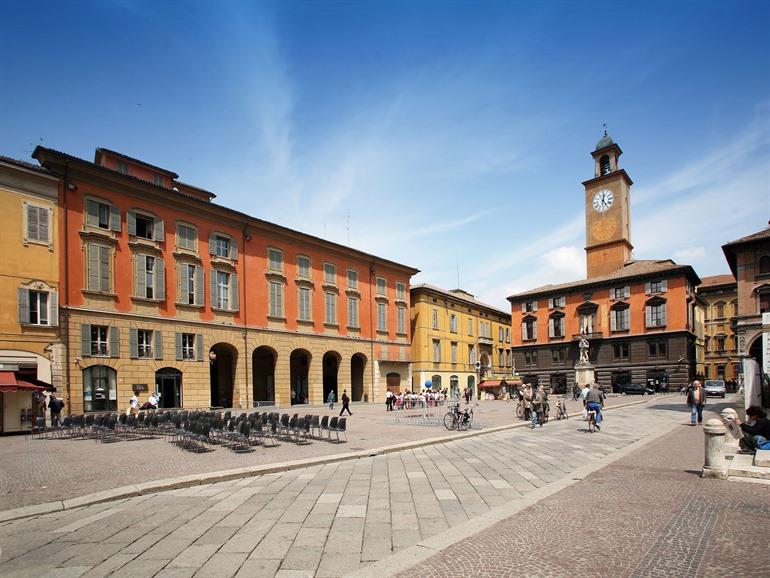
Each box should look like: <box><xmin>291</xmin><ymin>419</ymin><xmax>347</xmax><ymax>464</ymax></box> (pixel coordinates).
<box><xmin>0</xmin><ymin>370</ymin><xmax>48</xmax><ymax>392</ymax></box>
<box><xmin>478</xmin><ymin>380</ymin><xmax>507</xmax><ymax>389</ymax></box>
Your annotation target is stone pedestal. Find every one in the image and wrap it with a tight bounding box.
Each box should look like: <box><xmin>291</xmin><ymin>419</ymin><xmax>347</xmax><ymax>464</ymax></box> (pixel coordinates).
<box><xmin>702</xmin><ymin>418</ymin><xmax>728</xmax><ymax>479</ymax></box>
<box><xmin>574</xmin><ymin>364</ymin><xmax>595</xmax><ymax>386</ymax></box>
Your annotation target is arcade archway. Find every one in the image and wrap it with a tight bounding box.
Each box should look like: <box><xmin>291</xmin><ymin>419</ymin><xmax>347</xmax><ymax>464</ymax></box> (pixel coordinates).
<box><xmin>351</xmin><ymin>353</ymin><xmax>366</xmax><ymax>401</ymax></box>
<box><xmin>290</xmin><ymin>349</ymin><xmax>311</xmax><ymax>405</ymax></box>
<box><xmin>209</xmin><ymin>343</ymin><xmax>237</xmax><ymax>408</ymax></box>
<box><xmin>252</xmin><ymin>346</ymin><xmax>276</xmax><ymax>404</ymax></box>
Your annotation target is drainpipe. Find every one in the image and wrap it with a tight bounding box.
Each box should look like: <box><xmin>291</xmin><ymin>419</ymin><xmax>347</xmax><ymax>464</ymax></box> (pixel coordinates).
<box><xmin>62</xmin><ymin>162</ymin><xmax>71</xmax><ymax>415</ymax></box>
<box><xmin>369</xmin><ymin>261</ymin><xmax>376</xmax><ymax>403</ymax></box>
<box><xmin>242</xmin><ymin>219</ymin><xmax>250</xmax><ymax>409</ymax></box>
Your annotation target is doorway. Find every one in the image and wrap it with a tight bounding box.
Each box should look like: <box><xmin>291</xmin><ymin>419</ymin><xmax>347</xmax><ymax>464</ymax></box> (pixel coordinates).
<box><xmin>155</xmin><ymin>368</ymin><xmax>182</xmax><ymax>408</ymax></box>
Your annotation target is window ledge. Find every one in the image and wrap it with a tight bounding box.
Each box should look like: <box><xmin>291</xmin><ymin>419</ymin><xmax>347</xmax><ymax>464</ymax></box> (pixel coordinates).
<box><xmin>82</xmin><ymin>290</ymin><xmax>117</xmax><ymax>298</ymax></box>
<box><xmin>79</xmin><ymin>229</ymin><xmax>118</xmax><ymax>245</ymax></box>
<box><xmin>176</xmin><ymin>302</ymin><xmax>204</xmax><ymax>309</ymax></box>
<box><xmin>295</xmin><ymin>277</ymin><xmax>315</xmax><ymax>288</ymax></box>
<box><xmin>131</xmin><ymin>296</ymin><xmax>164</xmax><ymax>304</ymax></box>
<box><xmin>394</xmin><ymin>297</ymin><xmax>407</xmax><ymax>305</ymax></box>
<box><xmin>296</xmin><ymin>318</ymin><xmax>313</xmax><ymax>325</ymax></box>
<box><xmin>611</xmin><ymin>329</ymin><xmax>630</xmax><ymax>334</ymax></box>
<box><xmin>211</xmin><ymin>307</ymin><xmax>238</xmax><ymax>314</ymax></box>
<box><xmin>645</xmin><ymin>324</ymin><xmax>667</xmax><ymax>330</ymax></box>
<box><xmin>322</xmin><ymin>283</ymin><xmax>339</xmax><ymax>293</ymax></box>
<box><xmin>396</xmin><ymin>331</ymin><xmax>407</xmax><ymax>337</ymax></box>
<box><xmin>173</xmin><ymin>250</ymin><xmax>201</xmax><ymax>262</ymax></box>
<box><xmin>375</xmin><ymin>294</ymin><xmax>389</xmax><ymax>302</ymax></box>
<box><xmin>324</xmin><ymin>322</ymin><xmax>339</xmax><ymax>329</ymax></box>
<box><xmin>265</xmin><ymin>271</ymin><xmax>287</xmax><ymax>283</ymax></box>
<box><xmin>347</xmin><ymin>324</ymin><xmax>361</xmax><ymax>330</ymax></box>
<box><xmin>210</xmin><ymin>255</ymin><xmax>237</xmax><ymax>268</ymax></box>
<box><xmin>345</xmin><ymin>287</ymin><xmax>360</xmax><ymax>297</ymax></box>
<box><xmin>267</xmin><ymin>315</ymin><xmax>286</xmax><ymax>322</ymax></box>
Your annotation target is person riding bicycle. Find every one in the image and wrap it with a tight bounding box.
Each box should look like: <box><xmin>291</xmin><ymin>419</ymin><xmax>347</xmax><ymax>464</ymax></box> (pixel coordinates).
<box><xmin>585</xmin><ymin>383</ymin><xmax>605</xmax><ymax>430</ymax></box>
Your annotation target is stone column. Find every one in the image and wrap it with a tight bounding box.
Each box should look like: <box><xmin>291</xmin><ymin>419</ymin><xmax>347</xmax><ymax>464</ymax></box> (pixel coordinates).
<box><xmin>701</xmin><ymin>418</ymin><xmax>728</xmax><ymax>479</ymax></box>
<box><xmin>720</xmin><ymin>408</ymin><xmax>742</xmax><ymax>453</ymax></box>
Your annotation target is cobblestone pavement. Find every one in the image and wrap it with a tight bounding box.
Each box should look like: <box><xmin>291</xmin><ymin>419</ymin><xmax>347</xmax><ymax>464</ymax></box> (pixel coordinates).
<box><xmin>396</xmin><ymin>400</ymin><xmax>770</xmax><ymax>578</ymax></box>
<box><xmin>0</xmin><ymin>395</ymin><xmax>700</xmax><ymax>577</ymax></box>
<box><xmin>0</xmin><ymin>395</ymin><xmax>635</xmax><ymax>510</ymax></box>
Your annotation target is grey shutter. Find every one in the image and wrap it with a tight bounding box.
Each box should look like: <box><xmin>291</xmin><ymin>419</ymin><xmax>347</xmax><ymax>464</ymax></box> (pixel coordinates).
<box><xmin>230</xmin><ymin>273</ymin><xmax>239</xmax><ymax>311</ymax></box>
<box><xmin>610</xmin><ymin>309</ymin><xmax>617</xmax><ymax>332</ymax></box>
<box><xmin>548</xmin><ymin>298</ymin><xmax>553</xmax><ymax>309</ymax></box>
<box><xmin>127</xmin><ymin>211</ymin><xmax>137</xmax><ymax>236</ymax></box>
<box><xmin>135</xmin><ymin>254</ymin><xmax>146</xmax><ymax>297</ymax></box>
<box><xmin>39</xmin><ymin>208</ymin><xmax>49</xmax><ymax>242</ymax></box>
<box><xmin>109</xmin><ymin>205</ymin><xmax>121</xmax><ymax>231</ymax></box>
<box><xmin>109</xmin><ymin>326</ymin><xmax>120</xmax><ymax>358</ymax></box>
<box><xmin>99</xmin><ymin>245</ymin><xmax>110</xmax><ymax>292</ymax></box>
<box><xmin>81</xmin><ymin>324</ymin><xmax>90</xmax><ymax>356</ymax></box>
<box><xmin>521</xmin><ymin>303</ymin><xmax>526</xmax><ymax>312</ymax></box>
<box><xmin>153</xmin><ymin>218</ymin><xmax>164</xmax><ymax>242</ymax></box>
<box><xmin>532</xmin><ymin>301</ymin><xmax>538</xmax><ymax>312</ymax></box>
<box><xmin>229</xmin><ymin>239</ymin><xmax>237</xmax><ymax>260</ymax></box>
<box><xmin>548</xmin><ymin>318</ymin><xmax>554</xmax><ymax>338</ymax></box>
<box><xmin>177</xmin><ymin>262</ymin><xmax>186</xmax><ymax>303</ymax></box>
<box><xmin>175</xmin><ymin>333</ymin><xmax>183</xmax><ymax>360</ymax></box>
<box><xmin>521</xmin><ymin>322</ymin><xmax>526</xmax><ymax>341</ymax></box>
<box><xmin>645</xmin><ymin>282</ymin><xmax>651</xmax><ymax>295</ymax></box>
<box><xmin>661</xmin><ymin>304</ymin><xmax>667</xmax><ymax>326</ymax></box>
<box><xmin>87</xmin><ymin>244</ymin><xmax>99</xmax><ymax>291</ymax></box>
<box><xmin>661</xmin><ymin>280</ymin><xmax>667</xmax><ymax>293</ymax></box>
<box><xmin>210</xmin><ymin>271</ymin><xmax>217</xmax><ymax>308</ymax></box>
<box><xmin>196</xmin><ymin>334</ymin><xmax>203</xmax><ymax>361</ymax></box>
<box><xmin>155</xmin><ymin>258</ymin><xmax>165</xmax><ymax>300</ymax></box>
<box><xmin>49</xmin><ymin>291</ymin><xmax>58</xmax><ymax>327</ymax></box>
<box><xmin>624</xmin><ymin>286</ymin><xmax>630</xmax><ymax>298</ymax></box>
<box><xmin>195</xmin><ymin>266</ymin><xmax>204</xmax><ymax>306</ymax></box>
<box><xmin>208</xmin><ymin>233</ymin><xmax>216</xmax><ymax>256</ymax></box>
<box><xmin>645</xmin><ymin>305</ymin><xmax>652</xmax><ymax>328</ymax></box>
<box><xmin>86</xmin><ymin>200</ymin><xmax>99</xmax><ymax>227</ymax></box>
<box><xmin>154</xmin><ymin>330</ymin><xmax>163</xmax><ymax>359</ymax></box>
<box><xmin>624</xmin><ymin>307</ymin><xmax>630</xmax><ymax>329</ymax></box>
<box><xmin>26</xmin><ymin>205</ymin><xmax>38</xmax><ymax>240</ymax></box>
<box><xmin>18</xmin><ymin>288</ymin><xmax>29</xmax><ymax>325</ymax></box>
<box><xmin>129</xmin><ymin>328</ymin><xmax>138</xmax><ymax>359</ymax></box>
<box><xmin>532</xmin><ymin>322</ymin><xmax>537</xmax><ymax>340</ymax></box>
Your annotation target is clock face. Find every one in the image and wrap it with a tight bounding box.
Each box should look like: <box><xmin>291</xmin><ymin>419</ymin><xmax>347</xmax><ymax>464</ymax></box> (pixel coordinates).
<box><xmin>592</xmin><ymin>189</ymin><xmax>614</xmax><ymax>212</ymax></box>
<box><xmin>591</xmin><ymin>219</ymin><xmax>617</xmax><ymax>242</ymax></box>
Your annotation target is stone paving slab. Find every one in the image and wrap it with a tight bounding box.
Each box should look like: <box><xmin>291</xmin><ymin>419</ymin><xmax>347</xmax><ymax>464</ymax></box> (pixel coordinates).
<box><xmin>0</xmin><ymin>396</ymin><xmax>643</xmax><ymax>512</ymax></box>
<box><xmin>0</xmin><ymin>395</ymin><xmax>707</xmax><ymax>577</ymax></box>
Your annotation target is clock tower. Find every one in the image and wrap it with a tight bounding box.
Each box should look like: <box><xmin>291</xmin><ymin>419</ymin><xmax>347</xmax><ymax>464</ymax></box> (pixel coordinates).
<box><xmin>583</xmin><ymin>130</ymin><xmax>634</xmax><ymax>278</ymax></box>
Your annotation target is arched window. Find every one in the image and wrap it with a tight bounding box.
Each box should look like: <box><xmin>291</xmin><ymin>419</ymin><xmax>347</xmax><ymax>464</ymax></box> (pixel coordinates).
<box><xmin>760</xmin><ymin>255</ymin><xmax>770</xmax><ymax>275</ymax></box>
<box><xmin>600</xmin><ymin>155</ymin><xmax>611</xmax><ymax>175</ymax></box>
<box><xmin>521</xmin><ymin>315</ymin><xmax>537</xmax><ymax>341</ymax></box>
<box><xmin>548</xmin><ymin>312</ymin><xmax>565</xmax><ymax>338</ymax></box>
<box><xmin>714</xmin><ymin>301</ymin><xmax>725</xmax><ymax>319</ymax></box>
<box><xmin>83</xmin><ymin>365</ymin><xmax>117</xmax><ymax>412</ymax></box>
<box><xmin>645</xmin><ymin>297</ymin><xmax>667</xmax><ymax>328</ymax></box>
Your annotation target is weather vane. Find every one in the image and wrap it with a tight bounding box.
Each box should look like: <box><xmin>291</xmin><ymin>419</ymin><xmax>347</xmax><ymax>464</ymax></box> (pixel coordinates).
<box><xmin>602</xmin><ymin>122</ymin><xmax>607</xmax><ymax>136</ymax></box>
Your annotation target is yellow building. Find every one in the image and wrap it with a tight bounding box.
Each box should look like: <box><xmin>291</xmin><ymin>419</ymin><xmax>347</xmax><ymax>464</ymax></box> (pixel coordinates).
<box><xmin>697</xmin><ymin>274</ymin><xmax>739</xmax><ymax>382</ymax></box>
<box><xmin>0</xmin><ymin>158</ymin><xmax>62</xmax><ymax>433</ymax></box>
<box><xmin>410</xmin><ymin>285</ymin><xmax>513</xmax><ymax>398</ymax></box>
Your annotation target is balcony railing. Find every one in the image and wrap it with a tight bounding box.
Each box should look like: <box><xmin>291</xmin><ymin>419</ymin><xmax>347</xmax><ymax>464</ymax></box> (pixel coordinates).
<box><xmin>572</xmin><ymin>332</ymin><xmax>603</xmax><ymax>340</ymax></box>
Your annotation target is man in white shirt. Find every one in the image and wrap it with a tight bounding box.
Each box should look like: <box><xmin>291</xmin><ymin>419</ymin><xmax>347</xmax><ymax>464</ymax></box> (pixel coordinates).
<box><xmin>581</xmin><ymin>383</ymin><xmax>591</xmax><ymax>404</ymax></box>
<box><xmin>148</xmin><ymin>393</ymin><xmax>159</xmax><ymax>409</ymax></box>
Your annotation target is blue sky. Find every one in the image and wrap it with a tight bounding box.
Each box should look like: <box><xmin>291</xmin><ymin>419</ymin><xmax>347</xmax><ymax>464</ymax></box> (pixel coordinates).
<box><xmin>2</xmin><ymin>0</ymin><xmax>769</xmax><ymax>309</ymax></box>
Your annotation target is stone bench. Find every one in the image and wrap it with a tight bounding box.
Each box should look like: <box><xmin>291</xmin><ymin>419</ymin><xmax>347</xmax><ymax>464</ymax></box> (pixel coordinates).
<box><xmin>755</xmin><ymin>449</ymin><xmax>770</xmax><ymax>468</ymax></box>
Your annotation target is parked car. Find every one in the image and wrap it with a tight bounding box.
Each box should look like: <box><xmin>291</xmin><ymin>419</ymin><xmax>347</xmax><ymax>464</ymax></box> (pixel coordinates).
<box><xmin>704</xmin><ymin>380</ymin><xmax>726</xmax><ymax>398</ymax></box>
<box><xmin>616</xmin><ymin>383</ymin><xmax>655</xmax><ymax>396</ymax></box>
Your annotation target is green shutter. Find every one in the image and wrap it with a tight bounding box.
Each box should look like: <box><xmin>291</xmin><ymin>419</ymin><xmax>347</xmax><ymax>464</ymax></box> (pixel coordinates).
<box><xmin>18</xmin><ymin>288</ymin><xmax>29</xmax><ymax>325</ymax></box>
<box><xmin>129</xmin><ymin>328</ymin><xmax>138</xmax><ymax>359</ymax></box>
<box><xmin>229</xmin><ymin>239</ymin><xmax>237</xmax><ymax>260</ymax></box>
<box><xmin>86</xmin><ymin>200</ymin><xmax>99</xmax><ymax>227</ymax></box>
<box><xmin>175</xmin><ymin>333</ymin><xmax>183</xmax><ymax>360</ymax></box>
<box><xmin>178</xmin><ymin>263</ymin><xmax>188</xmax><ymax>304</ymax></box>
<box><xmin>87</xmin><ymin>244</ymin><xmax>99</xmax><ymax>291</ymax></box>
<box><xmin>127</xmin><ymin>211</ymin><xmax>136</xmax><ymax>236</ymax></box>
<box><xmin>153</xmin><ymin>218</ymin><xmax>164</xmax><ymax>242</ymax></box>
<box><xmin>109</xmin><ymin>326</ymin><xmax>120</xmax><ymax>358</ymax></box>
<box><xmin>81</xmin><ymin>324</ymin><xmax>90</xmax><ymax>356</ymax></box>
<box><xmin>208</xmin><ymin>233</ymin><xmax>216</xmax><ymax>256</ymax></box>
<box><xmin>109</xmin><ymin>205</ymin><xmax>121</xmax><ymax>231</ymax></box>
<box><xmin>99</xmin><ymin>245</ymin><xmax>110</xmax><ymax>292</ymax></box>
<box><xmin>155</xmin><ymin>258</ymin><xmax>165</xmax><ymax>300</ymax></box>
<box><xmin>210</xmin><ymin>271</ymin><xmax>218</xmax><ymax>308</ymax></box>
<box><xmin>154</xmin><ymin>330</ymin><xmax>163</xmax><ymax>359</ymax></box>
<box><xmin>230</xmin><ymin>273</ymin><xmax>239</xmax><ymax>311</ymax></box>
<box><xmin>135</xmin><ymin>254</ymin><xmax>145</xmax><ymax>297</ymax></box>
<box><xmin>195</xmin><ymin>266</ymin><xmax>204</xmax><ymax>306</ymax></box>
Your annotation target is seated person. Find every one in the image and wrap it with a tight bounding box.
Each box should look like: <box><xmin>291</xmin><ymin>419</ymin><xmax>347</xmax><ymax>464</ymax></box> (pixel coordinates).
<box><xmin>736</xmin><ymin>406</ymin><xmax>770</xmax><ymax>453</ymax></box>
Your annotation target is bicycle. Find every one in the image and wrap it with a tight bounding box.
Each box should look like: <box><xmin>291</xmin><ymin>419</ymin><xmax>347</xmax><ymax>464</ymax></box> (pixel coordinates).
<box><xmin>555</xmin><ymin>397</ymin><xmax>568</xmax><ymax>420</ymax></box>
<box><xmin>443</xmin><ymin>404</ymin><xmax>474</xmax><ymax>431</ymax></box>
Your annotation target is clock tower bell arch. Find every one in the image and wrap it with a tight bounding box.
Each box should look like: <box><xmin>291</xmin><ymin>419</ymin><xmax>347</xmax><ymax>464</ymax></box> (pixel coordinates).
<box><xmin>583</xmin><ymin>129</ymin><xmax>634</xmax><ymax>278</ymax></box>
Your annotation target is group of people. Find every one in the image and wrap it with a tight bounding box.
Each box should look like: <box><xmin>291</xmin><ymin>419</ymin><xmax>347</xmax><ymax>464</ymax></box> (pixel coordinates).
<box><xmin>517</xmin><ymin>383</ymin><xmax>550</xmax><ymax>429</ymax></box>
<box><xmin>129</xmin><ymin>392</ymin><xmax>160</xmax><ymax>414</ymax></box>
<box><xmin>383</xmin><ymin>389</ymin><xmax>448</xmax><ymax>411</ymax></box>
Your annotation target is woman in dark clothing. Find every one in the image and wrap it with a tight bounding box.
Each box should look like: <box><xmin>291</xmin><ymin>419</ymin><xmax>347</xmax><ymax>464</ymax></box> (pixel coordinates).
<box><xmin>737</xmin><ymin>406</ymin><xmax>770</xmax><ymax>452</ymax></box>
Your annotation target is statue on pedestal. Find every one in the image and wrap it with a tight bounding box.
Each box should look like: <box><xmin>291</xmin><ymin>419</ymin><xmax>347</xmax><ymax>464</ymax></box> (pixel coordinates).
<box><xmin>578</xmin><ymin>335</ymin><xmax>590</xmax><ymax>365</ymax></box>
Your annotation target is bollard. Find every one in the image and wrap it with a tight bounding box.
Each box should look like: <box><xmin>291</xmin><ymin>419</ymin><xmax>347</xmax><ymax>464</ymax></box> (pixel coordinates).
<box><xmin>720</xmin><ymin>408</ymin><xmax>742</xmax><ymax>452</ymax></box>
<box><xmin>702</xmin><ymin>418</ymin><xmax>728</xmax><ymax>479</ymax></box>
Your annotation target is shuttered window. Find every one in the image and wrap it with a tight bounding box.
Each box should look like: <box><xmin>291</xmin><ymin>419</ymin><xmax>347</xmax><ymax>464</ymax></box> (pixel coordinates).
<box><xmin>347</xmin><ymin>297</ymin><xmax>359</xmax><ymax>328</ymax></box>
<box><xmin>86</xmin><ymin>199</ymin><xmax>121</xmax><ymax>231</ymax></box>
<box><xmin>376</xmin><ymin>277</ymin><xmax>387</xmax><ymax>296</ymax></box>
<box><xmin>377</xmin><ymin>302</ymin><xmax>387</xmax><ymax>332</ymax></box>
<box><xmin>269</xmin><ymin>281</ymin><xmax>284</xmax><ymax>318</ymax></box>
<box><xmin>268</xmin><ymin>248</ymin><xmax>283</xmax><ymax>272</ymax></box>
<box><xmin>297</xmin><ymin>256</ymin><xmax>311</xmax><ymax>278</ymax></box>
<box><xmin>175</xmin><ymin>333</ymin><xmax>202</xmax><ymax>360</ymax></box>
<box><xmin>18</xmin><ymin>288</ymin><xmax>58</xmax><ymax>326</ymax></box>
<box><xmin>298</xmin><ymin>287</ymin><xmax>312</xmax><ymax>321</ymax></box>
<box><xmin>177</xmin><ymin>224</ymin><xmax>197</xmax><ymax>251</ymax></box>
<box><xmin>397</xmin><ymin>306</ymin><xmax>406</xmax><ymax>334</ymax></box>
<box><xmin>134</xmin><ymin>254</ymin><xmax>165</xmax><ymax>300</ymax></box>
<box><xmin>209</xmin><ymin>233</ymin><xmax>237</xmax><ymax>260</ymax></box>
<box><xmin>86</xmin><ymin>243</ymin><xmax>112</xmax><ymax>293</ymax></box>
<box><xmin>128</xmin><ymin>211</ymin><xmax>163</xmax><ymax>241</ymax></box>
<box><xmin>324</xmin><ymin>263</ymin><xmax>336</xmax><ymax>284</ymax></box>
<box><xmin>325</xmin><ymin>292</ymin><xmax>337</xmax><ymax>324</ymax></box>
<box><xmin>26</xmin><ymin>204</ymin><xmax>50</xmax><ymax>243</ymax></box>
<box><xmin>178</xmin><ymin>263</ymin><xmax>202</xmax><ymax>306</ymax></box>
<box><xmin>645</xmin><ymin>301</ymin><xmax>667</xmax><ymax>328</ymax></box>
<box><xmin>211</xmin><ymin>270</ymin><xmax>238</xmax><ymax>311</ymax></box>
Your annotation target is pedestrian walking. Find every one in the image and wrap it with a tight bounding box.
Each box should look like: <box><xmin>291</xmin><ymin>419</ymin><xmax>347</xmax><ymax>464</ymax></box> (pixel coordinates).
<box><xmin>686</xmin><ymin>380</ymin><xmax>706</xmax><ymax>425</ymax></box>
<box><xmin>339</xmin><ymin>389</ymin><xmax>352</xmax><ymax>416</ymax></box>
<box><xmin>327</xmin><ymin>389</ymin><xmax>336</xmax><ymax>410</ymax></box>
<box><xmin>530</xmin><ymin>385</ymin><xmax>544</xmax><ymax>429</ymax></box>
<box><xmin>572</xmin><ymin>382</ymin><xmax>581</xmax><ymax>401</ymax></box>
<box><xmin>48</xmin><ymin>393</ymin><xmax>64</xmax><ymax>427</ymax></box>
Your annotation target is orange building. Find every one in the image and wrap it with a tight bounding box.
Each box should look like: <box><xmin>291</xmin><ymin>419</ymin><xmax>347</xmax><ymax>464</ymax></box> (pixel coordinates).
<box><xmin>32</xmin><ymin>146</ymin><xmax>418</xmax><ymax>414</ymax></box>
<box><xmin>507</xmin><ymin>133</ymin><xmax>701</xmax><ymax>392</ymax></box>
